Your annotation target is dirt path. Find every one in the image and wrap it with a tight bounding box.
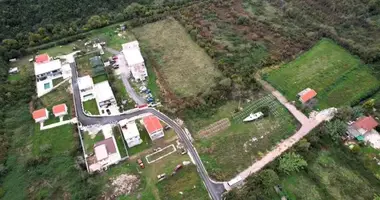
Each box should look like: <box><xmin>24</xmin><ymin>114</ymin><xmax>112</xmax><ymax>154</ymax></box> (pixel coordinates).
<box><xmin>224</xmin><ymin>74</ymin><xmax>332</xmax><ymax>190</ymax></box>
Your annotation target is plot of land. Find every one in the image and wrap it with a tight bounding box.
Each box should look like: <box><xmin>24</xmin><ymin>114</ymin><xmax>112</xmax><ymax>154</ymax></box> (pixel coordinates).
<box><xmin>196</xmin><ymin>95</ymin><xmax>297</xmax><ymax>180</ymax></box>
<box><xmin>133</xmin><ymin>18</ymin><xmax>221</xmax><ymax>97</ymax></box>
<box><xmin>146</xmin><ymin>144</ymin><xmax>176</xmax><ymax>163</ymax></box>
<box><xmin>157</xmin><ymin>166</ymin><xmax>210</xmax><ymax>200</ymax></box>
<box><xmin>264</xmin><ymin>39</ymin><xmax>380</xmax><ymax>108</ymax></box>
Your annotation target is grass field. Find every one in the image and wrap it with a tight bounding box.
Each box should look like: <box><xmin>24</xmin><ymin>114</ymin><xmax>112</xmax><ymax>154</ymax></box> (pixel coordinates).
<box><xmin>133</xmin><ymin>18</ymin><xmax>221</xmax><ymax>97</ymax></box>
<box><xmin>83</xmin><ymin>99</ymin><xmax>99</xmax><ymax>115</ymax></box>
<box><xmin>113</xmin><ymin>126</ymin><xmax>128</xmax><ymax>158</ymax></box>
<box><xmin>264</xmin><ymin>39</ymin><xmax>380</xmax><ymax>108</ymax></box>
<box><xmin>157</xmin><ymin>166</ymin><xmax>209</xmax><ymax>200</ymax></box>
<box><xmin>197</xmin><ymin>95</ymin><xmax>297</xmax><ymax>180</ymax></box>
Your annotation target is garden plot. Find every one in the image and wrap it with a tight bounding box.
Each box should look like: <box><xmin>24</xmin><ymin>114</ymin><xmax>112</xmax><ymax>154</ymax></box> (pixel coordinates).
<box><xmin>145</xmin><ymin>144</ymin><xmax>177</xmax><ymax>164</ymax></box>
<box><xmin>265</xmin><ymin>39</ymin><xmax>380</xmax><ymax>108</ymax></box>
<box><xmin>196</xmin><ymin>95</ymin><xmax>297</xmax><ymax>180</ymax></box>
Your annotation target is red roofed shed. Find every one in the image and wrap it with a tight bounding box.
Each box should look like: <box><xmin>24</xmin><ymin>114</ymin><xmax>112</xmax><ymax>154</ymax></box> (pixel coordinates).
<box><xmin>32</xmin><ymin>108</ymin><xmax>48</xmax><ymax>123</ymax></box>
<box><xmin>298</xmin><ymin>88</ymin><xmax>317</xmax><ymax>103</ymax></box>
<box><xmin>52</xmin><ymin>104</ymin><xmax>68</xmax><ymax>117</ymax></box>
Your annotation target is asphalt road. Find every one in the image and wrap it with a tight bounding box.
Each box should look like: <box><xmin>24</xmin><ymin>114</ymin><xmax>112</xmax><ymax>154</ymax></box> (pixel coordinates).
<box><xmin>70</xmin><ymin>62</ymin><xmax>225</xmax><ymax>199</ymax></box>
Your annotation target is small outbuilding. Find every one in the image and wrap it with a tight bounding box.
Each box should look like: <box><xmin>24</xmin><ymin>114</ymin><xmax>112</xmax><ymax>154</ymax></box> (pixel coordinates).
<box><xmin>8</xmin><ymin>67</ymin><xmax>19</xmax><ymax>74</ymax></box>
<box><xmin>32</xmin><ymin>108</ymin><xmax>49</xmax><ymax>123</ymax></box>
<box><xmin>52</xmin><ymin>104</ymin><xmax>68</xmax><ymax>117</ymax></box>
<box><xmin>297</xmin><ymin>88</ymin><xmax>317</xmax><ymax>104</ymax></box>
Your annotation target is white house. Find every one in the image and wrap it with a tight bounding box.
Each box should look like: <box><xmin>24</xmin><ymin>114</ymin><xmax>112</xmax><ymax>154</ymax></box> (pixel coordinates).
<box><xmin>143</xmin><ymin>115</ymin><xmax>164</xmax><ymax>141</ymax></box>
<box><xmin>118</xmin><ymin>119</ymin><xmax>142</xmax><ymax>148</ymax></box>
<box><xmin>94</xmin><ymin>81</ymin><xmax>118</xmax><ymax>115</ymax></box>
<box><xmin>32</xmin><ymin>108</ymin><xmax>49</xmax><ymax>123</ymax></box>
<box><xmin>122</xmin><ymin>41</ymin><xmax>148</xmax><ymax>81</ymax></box>
<box><xmin>78</xmin><ymin>75</ymin><xmax>95</xmax><ymax>102</ymax></box>
<box><xmin>52</xmin><ymin>104</ymin><xmax>68</xmax><ymax>117</ymax></box>
<box><xmin>34</xmin><ymin>54</ymin><xmax>63</xmax><ymax>97</ymax></box>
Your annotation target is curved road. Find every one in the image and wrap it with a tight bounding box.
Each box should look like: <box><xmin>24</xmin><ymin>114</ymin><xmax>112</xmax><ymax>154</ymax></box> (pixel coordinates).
<box><xmin>70</xmin><ymin>62</ymin><xmax>225</xmax><ymax>199</ymax></box>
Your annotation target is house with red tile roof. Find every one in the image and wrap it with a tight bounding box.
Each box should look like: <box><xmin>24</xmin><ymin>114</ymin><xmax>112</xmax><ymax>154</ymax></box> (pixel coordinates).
<box><xmin>35</xmin><ymin>53</ymin><xmax>50</xmax><ymax>64</ymax></box>
<box><xmin>52</xmin><ymin>104</ymin><xmax>68</xmax><ymax>117</ymax></box>
<box><xmin>32</xmin><ymin>108</ymin><xmax>49</xmax><ymax>123</ymax></box>
<box><xmin>348</xmin><ymin>116</ymin><xmax>379</xmax><ymax>141</ymax></box>
<box><xmin>297</xmin><ymin>88</ymin><xmax>317</xmax><ymax>104</ymax></box>
<box><xmin>143</xmin><ymin>115</ymin><xmax>164</xmax><ymax>141</ymax></box>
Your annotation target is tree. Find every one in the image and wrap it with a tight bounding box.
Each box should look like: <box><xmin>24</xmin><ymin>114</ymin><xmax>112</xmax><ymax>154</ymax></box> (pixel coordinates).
<box><xmin>258</xmin><ymin>169</ymin><xmax>279</xmax><ymax>189</ymax></box>
<box><xmin>362</xmin><ymin>99</ymin><xmax>375</xmax><ymax>113</ymax></box>
<box><xmin>2</xmin><ymin>39</ymin><xmax>19</xmax><ymax>50</ymax></box>
<box><xmin>278</xmin><ymin>152</ymin><xmax>307</xmax><ymax>174</ymax></box>
<box><xmin>374</xmin><ymin>194</ymin><xmax>380</xmax><ymax>200</ymax></box>
<box><xmin>296</xmin><ymin>138</ymin><xmax>311</xmax><ymax>152</ymax></box>
<box><xmin>335</xmin><ymin>106</ymin><xmax>353</xmax><ymax>122</ymax></box>
<box><xmin>320</xmin><ymin>120</ymin><xmax>347</xmax><ymax>142</ymax></box>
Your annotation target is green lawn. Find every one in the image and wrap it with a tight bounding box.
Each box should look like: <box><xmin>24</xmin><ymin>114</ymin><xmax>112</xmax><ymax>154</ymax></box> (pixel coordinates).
<box><xmin>144</xmin><ymin>51</ymin><xmax>159</xmax><ymax>99</ymax></box>
<box><xmin>93</xmin><ymin>74</ymin><xmax>108</xmax><ymax>84</ymax></box>
<box><xmin>264</xmin><ymin>39</ymin><xmax>380</xmax><ymax>108</ymax></box>
<box><xmin>82</xmin><ymin>131</ymin><xmax>104</xmax><ymax>155</ymax></box>
<box><xmin>90</xmin><ymin>26</ymin><xmax>136</xmax><ymax>51</ymax></box>
<box><xmin>113</xmin><ymin>126</ymin><xmax>128</xmax><ymax>158</ymax></box>
<box><xmin>114</xmin><ymin>77</ymin><xmax>135</xmax><ymax>110</ymax></box>
<box><xmin>52</xmin><ymin>77</ymin><xmax>64</xmax><ymax>86</ymax></box>
<box><xmin>83</xmin><ymin>99</ymin><xmax>99</xmax><ymax>115</ymax></box>
<box><xmin>196</xmin><ymin>95</ymin><xmax>297</xmax><ymax>180</ymax></box>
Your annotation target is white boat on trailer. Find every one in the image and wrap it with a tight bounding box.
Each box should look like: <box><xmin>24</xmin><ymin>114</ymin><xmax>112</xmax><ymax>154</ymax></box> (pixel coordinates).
<box><xmin>243</xmin><ymin>112</ymin><xmax>264</xmax><ymax>122</ymax></box>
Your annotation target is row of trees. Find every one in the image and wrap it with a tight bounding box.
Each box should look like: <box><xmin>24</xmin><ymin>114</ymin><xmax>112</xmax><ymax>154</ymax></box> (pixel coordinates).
<box><xmin>0</xmin><ymin>0</ymin><xmax>197</xmax><ymax>62</ymax></box>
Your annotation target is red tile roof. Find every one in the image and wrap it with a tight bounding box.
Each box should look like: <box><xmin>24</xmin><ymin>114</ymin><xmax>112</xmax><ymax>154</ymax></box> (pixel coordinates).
<box><xmin>143</xmin><ymin>115</ymin><xmax>162</xmax><ymax>134</ymax></box>
<box><xmin>35</xmin><ymin>53</ymin><xmax>49</xmax><ymax>63</ymax></box>
<box><xmin>353</xmin><ymin>116</ymin><xmax>378</xmax><ymax>131</ymax></box>
<box><xmin>52</xmin><ymin>104</ymin><xmax>67</xmax><ymax>114</ymax></box>
<box><xmin>300</xmin><ymin>89</ymin><xmax>317</xmax><ymax>103</ymax></box>
<box><xmin>94</xmin><ymin>137</ymin><xmax>116</xmax><ymax>154</ymax></box>
<box><xmin>32</xmin><ymin>108</ymin><xmax>47</xmax><ymax>119</ymax></box>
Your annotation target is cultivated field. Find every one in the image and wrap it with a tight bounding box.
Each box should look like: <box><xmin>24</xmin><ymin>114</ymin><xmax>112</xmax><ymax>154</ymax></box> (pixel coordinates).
<box><xmin>196</xmin><ymin>95</ymin><xmax>297</xmax><ymax>180</ymax></box>
<box><xmin>265</xmin><ymin>39</ymin><xmax>380</xmax><ymax>108</ymax></box>
<box><xmin>133</xmin><ymin>18</ymin><xmax>221</xmax><ymax>97</ymax></box>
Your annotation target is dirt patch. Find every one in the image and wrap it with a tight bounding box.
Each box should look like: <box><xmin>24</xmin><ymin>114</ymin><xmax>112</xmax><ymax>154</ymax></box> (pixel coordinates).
<box><xmin>198</xmin><ymin>118</ymin><xmax>231</xmax><ymax>138</ymax></box>
<box><xmin>102</xmin><ymin>174</ymin><xmax>140</xmax><ymax>200</ymax></box>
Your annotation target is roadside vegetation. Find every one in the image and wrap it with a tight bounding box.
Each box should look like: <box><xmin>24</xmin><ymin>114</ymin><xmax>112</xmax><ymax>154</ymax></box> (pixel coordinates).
<box><xmin>264</xmin><ymin>39</ymin><xmax>380</xmax><ymax>109</ymax></box>
<box><xmin>226</xmin><ymin>117</ymin><xmax>380</xmax><ymax>200</ymax></box>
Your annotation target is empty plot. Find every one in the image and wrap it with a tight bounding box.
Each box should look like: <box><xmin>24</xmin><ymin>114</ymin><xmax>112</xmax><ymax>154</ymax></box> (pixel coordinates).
<box><xmin>265</xmin><ymin>39</ymin><xmax>380</xmax><ymax>108</ymax></box>
<box><xmin>133</xmin><ymin>18</ymin><xmax>221</xmax><ymax>97</ymax></box>
<box><xmin>145</xmin><ymin>144</ymin><xmax>176</xmax><ymax>164</ymax></box>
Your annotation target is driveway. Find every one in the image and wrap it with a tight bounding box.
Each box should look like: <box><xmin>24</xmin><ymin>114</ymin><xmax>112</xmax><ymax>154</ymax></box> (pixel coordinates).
<box><xmin>106</xmin><ymin>47</ymin><xmax>146</xmax><ymax>105</ymax></box>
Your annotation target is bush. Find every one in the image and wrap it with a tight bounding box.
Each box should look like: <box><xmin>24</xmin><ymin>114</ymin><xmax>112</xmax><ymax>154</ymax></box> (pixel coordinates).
<box><xmin>278</xmin><ymin>152</ymin><xmax>308</xmax><ymax>174</ymax></box>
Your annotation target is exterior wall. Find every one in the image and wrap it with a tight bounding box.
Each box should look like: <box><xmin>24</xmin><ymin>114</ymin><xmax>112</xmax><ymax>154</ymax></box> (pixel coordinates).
<box><xmin>130</xmin><ymin>63</ymin><xmax>148</xmax><ymax>81</ymax></box>
<box><xmin>36</xmin><ymin>69</ymin><xmax>63</xmax><ymax>82</ymax></box>
<box><xmin>35</xmin><ymin>116</ymin><xmax>48</xmax><ymax>123</ymax></box>
<box><xmin>126</xmin><ymin>135</ymin><xmax>142</xmax><ymax>148</ymax></box>
<box><xmin>80</xmin><ymin>87</ymin><xmax>95</xmax><ymax>102</ymax></box>
<box><xmin>149</xmin><ymin>129</ymin><xmax>164</xmax><ymax>141</ymax></box>
<box><xmin>98</xmin><ymin>98</ymin><xmax>117</xmax><ymax>108</ymax></box>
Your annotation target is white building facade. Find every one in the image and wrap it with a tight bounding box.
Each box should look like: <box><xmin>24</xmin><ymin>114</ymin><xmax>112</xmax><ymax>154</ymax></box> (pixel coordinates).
<box><xmin>118</xmin><ymin>119</ymin><xmax>142</xmax><ymax>148</ymax></box>
<box><xmin>122</xmin><ymin>41</ymin><xmax>148</xmax><ymax>81</ymax></box>
<box><xmin>94</xmin><ymin>81</ymin><xmax>118</xmax><ymax>115</ymax></box>
<box><xmin>78</xmin><ymin>75</ymin><xmax>95</xmax><ymax>102</ymax></box>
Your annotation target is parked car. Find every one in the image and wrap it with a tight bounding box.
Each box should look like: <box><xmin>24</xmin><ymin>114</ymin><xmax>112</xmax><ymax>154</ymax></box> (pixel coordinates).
<box><xmin>112</xmin><ymin>56</ymin><xmax>118</xmax><ymax>60</ymax></box>
<box><xmin>106</xmin><ymin>109</ymin><xmax>111</xmax><ymax>115</ymax></box>
<box><xmin>164</xmin><ymin>125</ymin><xmax>171</xmax><ymax>131</ymax></box>
<box><xmin>137</xmin><ymin>158</ymin><xmax>145</xmax><ymax>169</ymax></box>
